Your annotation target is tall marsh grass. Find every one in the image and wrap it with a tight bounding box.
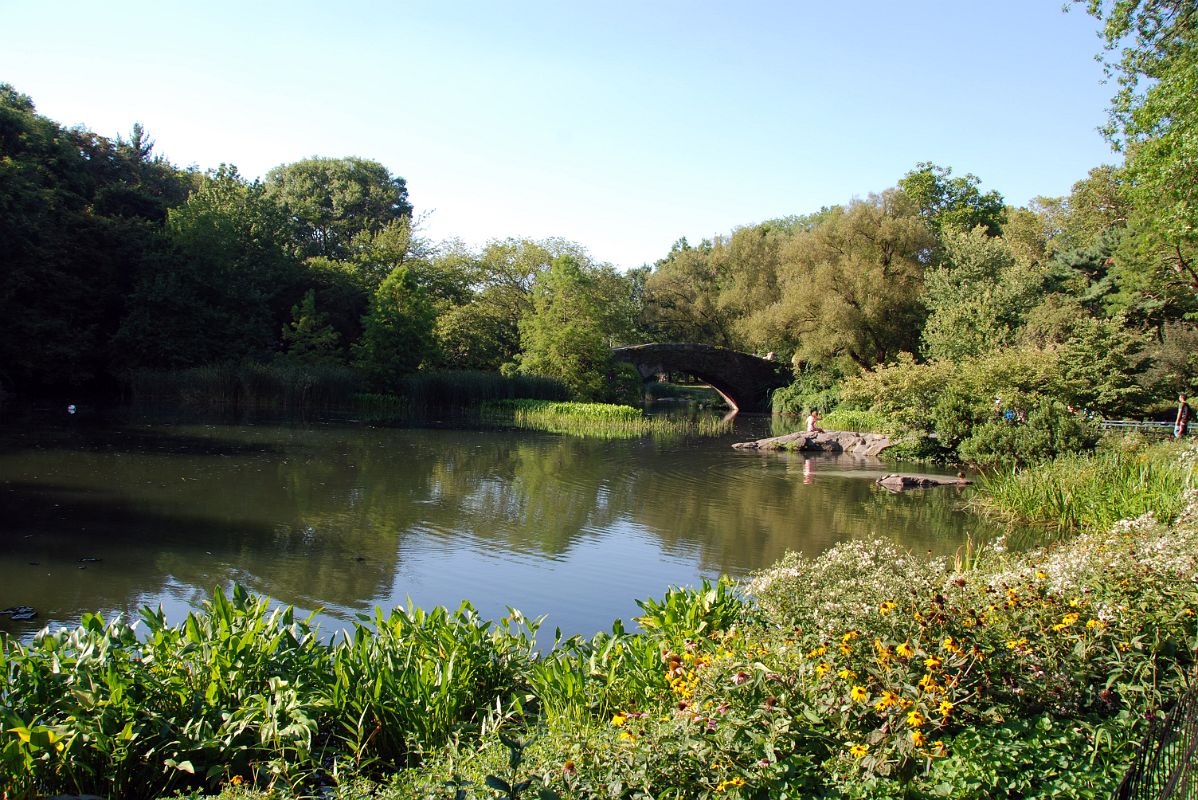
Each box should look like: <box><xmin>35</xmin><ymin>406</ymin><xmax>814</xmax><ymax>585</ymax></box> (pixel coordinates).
<box><xmin>974</xmin><ymin>440</ymin><xmax>1197</xmax><ymax>535</ymax></box>
<box><xmin>482</xmin><ymin>399</ymin><xmax>732</xmax><ymax>439</ymax></box>
<box><xmin>400</xmin><ymin>370</ymin><xmax>568</xmax><ymax>409</ymax></box>
<box><xmin>130</xmin><ymin>363</ymin><xmax>363</xmax><ymax>410</ymax></box>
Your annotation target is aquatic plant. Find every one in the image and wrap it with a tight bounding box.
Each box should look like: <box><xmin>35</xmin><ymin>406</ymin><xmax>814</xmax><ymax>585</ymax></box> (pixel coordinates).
<box><xmin>482</xmin><ymin>399</ymin><xmax>732</xmax><ymax>439</ymax></box>
<box><xmin>973</xmin><ymin>439</ymin><xmax>1197</xmax><ymax>535</ymax></box>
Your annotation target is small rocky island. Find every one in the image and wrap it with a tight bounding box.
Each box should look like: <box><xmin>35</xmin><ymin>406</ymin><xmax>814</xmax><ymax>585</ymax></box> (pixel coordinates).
<box><xmin>731</xmin><ymin>430</ymin><xmax>892</xmax><ymax>457</ymax></box>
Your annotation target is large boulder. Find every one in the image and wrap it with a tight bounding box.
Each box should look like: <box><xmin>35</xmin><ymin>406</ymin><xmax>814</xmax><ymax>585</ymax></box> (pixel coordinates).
<box><xmin>731</xmin><ymin>430</ymin><xmax>892</xmax><ymax>457</ymax></box>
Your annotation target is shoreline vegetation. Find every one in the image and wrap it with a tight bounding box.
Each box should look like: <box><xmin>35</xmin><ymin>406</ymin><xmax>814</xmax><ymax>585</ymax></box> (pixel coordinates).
<box><xmin>4</xmin><ymin>438</ymin><xmax>1196</xmax><ymax>798</ymax></box>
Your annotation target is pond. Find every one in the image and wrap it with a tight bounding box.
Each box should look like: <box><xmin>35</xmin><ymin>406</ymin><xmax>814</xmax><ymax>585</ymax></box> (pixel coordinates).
<box><xmin>0</xmin><ymin>408</ymin><xmax>1010</xmax><ymax>643</ymax></box>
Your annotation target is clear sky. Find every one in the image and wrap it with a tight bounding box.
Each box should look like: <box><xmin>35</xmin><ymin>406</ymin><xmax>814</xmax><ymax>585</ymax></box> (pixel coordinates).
<box><xmin>2</xmin><ymin>0</ymin><xmax>1118</xmax><ymax>269</ymax></box>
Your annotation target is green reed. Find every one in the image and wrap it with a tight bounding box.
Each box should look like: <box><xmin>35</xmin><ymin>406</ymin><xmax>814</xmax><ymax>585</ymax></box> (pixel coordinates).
<box><xmin>482</xmin><ymin>399</ymin><xmax>733</xmax><ymax>439</ymax></box>
<box><xmin>973</xmin><ymin>440</ymin><xmax>1197</xmax><ymax>536</ymax></box>
<box><xmin>400</xmin><ymin>370</ymin><xmax>569</xmax><ymax>409</ymax></box>
<box><xmin>130</xmin><ymin>363</ymin><xmax>363</xmax><ymax>410</ymax></box>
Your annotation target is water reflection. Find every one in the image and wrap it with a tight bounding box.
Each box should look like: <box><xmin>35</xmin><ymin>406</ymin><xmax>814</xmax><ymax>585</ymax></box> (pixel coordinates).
<box><xmin>0</xmin><ymin>412</ymin><xmax>1010</xmax><ymax>641</ymax></box>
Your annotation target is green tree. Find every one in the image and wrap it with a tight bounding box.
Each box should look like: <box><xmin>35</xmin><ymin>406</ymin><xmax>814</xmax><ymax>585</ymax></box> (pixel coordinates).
<box><xmin>746</xmin><ymin>191</ymin><xmax>933</xmax><ymax>370</ymax></box>
<box><xmin>432</xmin><ymin>238</ymin><xmax>590</xmax><ymax>371</ymax></box>
<box><xmin>643</xmin><ymin>238</ymin><xmax>738</xmax><ymax>348</ymax></box>
<box><xmin>353</xmin><ymin>265</ymin><xmax>435</xmax><ymax>389</ymax></box>
<box><xmin>515</xmin><ymin>255</ymin><xmax>624</xmax><ymax>400</ymax></box>
<box><xmin>279</xmin><ymin>289</ymin><xmax>343</xmax><ymax>365</ymax></box>
<box><xmin>921</xmin><ymin>227</ymin><xmax>1048</xmax><ymax>361</ymax></box>
<box><xmin>898</xmin><ymin>162</ymin><xmax>1006</xmax><ymax>243</ymax></box>
<box><xmin>0</xmin><ymin>85</ymin><xmax>190</xmax><ymax>390</ymax></box>
<box><xmin>116</xmin><ymin>166</ymin><xmax>302</xmax><ymax>368</ymax></box>
<box><xmin>264</xmin><ymin>157</ymin><xmax>412</xmax><ymax>261</ymax></box>
<box><xmin>1076</xmin><ymin>0</ymin><xmax>1198</xmax><ymax>289</ymax></box>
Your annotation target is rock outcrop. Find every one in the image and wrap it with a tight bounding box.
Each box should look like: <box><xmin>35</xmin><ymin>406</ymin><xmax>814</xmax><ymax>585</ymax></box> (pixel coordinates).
<box><xmin>731</xmin><ymin>430</ymin><xmax>892</xmax><ymax>457</ymax></box>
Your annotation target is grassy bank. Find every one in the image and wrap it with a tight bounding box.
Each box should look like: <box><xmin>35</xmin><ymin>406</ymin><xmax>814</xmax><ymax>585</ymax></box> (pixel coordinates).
<box><xmin>5</xmin><ymin>444</ymin><xmax>1197</xmax><ymax>798</ymax></box>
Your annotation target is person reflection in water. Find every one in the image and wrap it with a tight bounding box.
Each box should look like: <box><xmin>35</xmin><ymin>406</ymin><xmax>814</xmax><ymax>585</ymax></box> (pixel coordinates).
<box><xmin>803</xmin><ymin>458</ymin><xmax>813</xmax><ymax>485</ymax></box>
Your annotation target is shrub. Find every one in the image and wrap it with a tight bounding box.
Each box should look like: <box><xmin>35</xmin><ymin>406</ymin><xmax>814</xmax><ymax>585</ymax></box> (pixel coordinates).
<box><xmin>957</xmin><ymin>398</ymin><xmax>1100</xmax><ymax>467</ymax></box>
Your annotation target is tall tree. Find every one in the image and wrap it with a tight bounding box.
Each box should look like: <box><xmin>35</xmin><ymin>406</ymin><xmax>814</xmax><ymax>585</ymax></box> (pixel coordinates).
<box><xmin>0</xmin><ymin>85</ymin><xmax>188</xmax><ymax>391</ymax></box>
<box><xmin>1076</xmin><ymin>0</ymin><xmax>1198</xmax><ymax>285</ymax></box>
<box><xmin>264</xmin><ymin>157</ymin><xmax>412</xmax><ymax>261</ymax></box>
<box><xmin>353</xmin><ymin>265</ymin><xmax>435</xmax><ymax>389</ymax></box>
<box><xmin>744</xmin><ymin>191</ymin><xmax>933</xmax><ymax>370</ymax></box>
<box><xmin>643</xmin><ymin>238</ymin><xmax>738</xmax><ymax>348</ymax></box>
<box><xmin>898</xmin><ymin>162</ymin><xmax>1006</xmax><ymax>244</ymax></box>
<box><xmin>515</xmin><ymin>255</ymin><xmax>624</xmax><ymax>400</ymax></box>
<box><xmin>115</xmin><ymin>167</ymin><xmax>301</xmax><ymax>368</ymax></box>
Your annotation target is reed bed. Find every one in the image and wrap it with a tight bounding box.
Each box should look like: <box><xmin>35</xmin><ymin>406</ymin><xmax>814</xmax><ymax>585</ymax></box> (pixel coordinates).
<box><xmin>129</xmin><ymin>363</ymin><xmax>363</xmax><ymax>410</ymax></box>
<box><xmin>482</xmin><ymin>399</ymin><xmax>732</xmax><ymax>439</ymax></box>
<box><xmin>973</xmin><ymin>440</ymin><xmax>1197</xmax><ymax>536</ymax></box>
<box><xmin>819</xmin><ymin>408</ymin><xmax>894</xmax><ymax>434</ymax></box>
<box><xmin>400</xmin><ymin>370</ymin><xmax>568</xmax><ymax>409</ymax></box>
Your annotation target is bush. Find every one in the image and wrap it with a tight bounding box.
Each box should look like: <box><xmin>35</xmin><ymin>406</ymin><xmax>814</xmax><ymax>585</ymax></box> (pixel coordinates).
<box><xmin>957</xmin><ymin>398</ymin><xmax>1100</xmax><ymax>467</ymax></box>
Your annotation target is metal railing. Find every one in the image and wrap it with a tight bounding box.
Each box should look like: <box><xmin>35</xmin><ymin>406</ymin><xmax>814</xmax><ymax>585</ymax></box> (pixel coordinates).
<box><xmin>1101</xmin><ymin>420</ymin><xmax>1184</xmax><ymax>436</ymax></box>
<box><xmin>1114</xmin><ymin>677</ymin><xmax>1198</xmax><ymax>799</ymax></box>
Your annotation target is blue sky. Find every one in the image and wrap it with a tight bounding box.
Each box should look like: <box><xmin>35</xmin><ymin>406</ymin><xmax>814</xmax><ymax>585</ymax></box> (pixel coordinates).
<box><xmin>3</xmin><ymin>1</ymin><xmax>1118</xmax><ymax>269</ymax></box>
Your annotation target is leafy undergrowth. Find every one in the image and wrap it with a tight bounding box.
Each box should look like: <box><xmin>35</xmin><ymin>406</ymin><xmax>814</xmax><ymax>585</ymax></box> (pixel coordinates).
<box><xmin>6</xmin><ymin>447</ymin><xmax>1198</xmax><ymax>799</ymax></box>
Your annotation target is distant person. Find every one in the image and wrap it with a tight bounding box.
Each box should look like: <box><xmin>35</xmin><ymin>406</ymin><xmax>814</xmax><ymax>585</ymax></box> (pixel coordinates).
<box><xmin>806</xmin><ymin>410</ymin><xmax>824</xmax><ymax>433</ymax></box>
<box><xmin>1175</xmin><ymin>393</ymin><xmax>1192</xmax><ymax>438</ymax></box>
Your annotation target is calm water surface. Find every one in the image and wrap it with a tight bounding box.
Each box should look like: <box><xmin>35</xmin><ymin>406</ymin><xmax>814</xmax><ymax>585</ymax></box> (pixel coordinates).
<box><xmin>0</xmin><ymin>409</ymin><xmax>1008</xmax><ymax>642</ymax></box>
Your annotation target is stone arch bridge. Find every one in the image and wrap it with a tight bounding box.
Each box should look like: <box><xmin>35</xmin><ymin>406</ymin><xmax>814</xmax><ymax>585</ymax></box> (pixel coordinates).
<box><xmin>612</xmin><ymin>343</ymin><xmax>792</xmax><ymax>413</ymax></box>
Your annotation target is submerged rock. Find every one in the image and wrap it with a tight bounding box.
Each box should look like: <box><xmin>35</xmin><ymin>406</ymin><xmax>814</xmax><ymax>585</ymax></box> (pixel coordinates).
<box><xmin>0</xmin><ymin>605</ymin><xmax>37</xmax><ymax>620</ymax></box>
<box><xmin>876</xmin><ymin>473</ymin><xmax>971</xmax><ymax>493</ymax></box>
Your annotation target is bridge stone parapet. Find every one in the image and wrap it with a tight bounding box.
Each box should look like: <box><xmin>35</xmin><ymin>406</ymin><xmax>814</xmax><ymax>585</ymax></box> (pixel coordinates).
<box><xmin>612</xmin><ymin>343</ymin><xmax>791</xmax><ymax>413</ymax></box>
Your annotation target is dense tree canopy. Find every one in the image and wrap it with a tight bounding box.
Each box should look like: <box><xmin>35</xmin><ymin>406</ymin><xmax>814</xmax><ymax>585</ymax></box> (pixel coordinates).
<box><xmin>2</xmin><ymin>2</ymin><xmax>1197</xmax><ymax>436</ymax></box>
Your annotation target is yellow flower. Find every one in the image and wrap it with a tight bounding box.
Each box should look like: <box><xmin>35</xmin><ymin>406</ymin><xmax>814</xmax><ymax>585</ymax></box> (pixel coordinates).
<box><xmin>1086</xmin><ymin>618</ymin><xmax>1104</xmax><ymax>629</ymax></box>
<box><xmin>907</xmin><ymin>710</ymin><xmax>925</xmax><ymax>727</ymax></box>
<box><xmin>911</xmin><ymin>729</ymin><xmax>925</xmax><ymax>747</ymax></box>
<box><xmin>838</xmin><ymin>668</ymin><xmax>857</xmax><ymax>680</ymax></box>
<box><xmin>807</xmin><ymin>645</ymin><xmax>827</xmax><ymax>658</ymax></box>
<box><xmin>1035</xmin><ymin>571</ymin><xmax>1047</xmax><ymax>579</ymax></box>
<box><xmin>619</xmin><ymin>731</ymin><xmax>636</xmax><ymax>743</ymax></box>
<box><xmin>879</xmin><ymin>601</ymin><xmax>897</xmax><ymax>615</ymax></box>
<box><xmin>896</xmin><ymin>642</ymin><xmax>914</xmax><ymax>658</ymax></box>
<box><xmin>716</xmin><ymin>777</ymin><xmax>746</xmax><ymax>791</ymax></box>
<box><xmin>230</xmin><ymin>776</ymin><xmax>244</xmax><ymax>787</ymax></box>
<box><xmin>1062</xmin><ymin>612</ymin><xmax>1080</xmax><ymax>626</ymax></box>
<box><xmin>924</xmin><ymin>655</ymin><xmax>943</xmax><ymax>670</ymax></box>
<box><xmin>611</xmin><ymin>713</ymin><xmax>627</xmax><ymax>727</ymax></box>
<box><xmin>939</xmin><ymin>700</ymin><xmax>954</xmax><ymax>716</ymax></box>
<box><xmin>815</xmin><ymin>662</ymin><xmax>831</xmax><ymax>677</ymax></box>
<box><xmin>875</xmin><ymin>690</ymin><xmax>901</xmax><ymax>712</ymax></box>
<box><xmin>913</xmin><ymin>611</ymin><xmax>925</xmax><ymax>622</ymax></box>
<box><xmin>850</xmin><ymin>685</ymin><xmax>868</xmax><ymax>702</ymax></box>
<box><xmin>849</xmin><ymin>743</ymin><xmax>868</xmax><ymax>758</ymax></box>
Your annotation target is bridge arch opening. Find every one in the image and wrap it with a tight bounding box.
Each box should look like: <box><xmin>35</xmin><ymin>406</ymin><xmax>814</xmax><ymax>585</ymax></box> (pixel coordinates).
<box><xmin>611</xmin><ymin>343</ymin><xmax>791</xmax><ymax>414</ymax></box>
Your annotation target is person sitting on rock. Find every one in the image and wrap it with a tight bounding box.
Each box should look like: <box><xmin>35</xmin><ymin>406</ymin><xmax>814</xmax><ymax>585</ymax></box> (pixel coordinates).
<box><xmin>806</xmin><ymin>410</ymin><xmax>824</xmax><ymax>433</ymax></box>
